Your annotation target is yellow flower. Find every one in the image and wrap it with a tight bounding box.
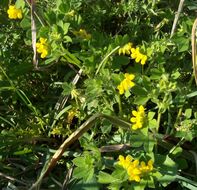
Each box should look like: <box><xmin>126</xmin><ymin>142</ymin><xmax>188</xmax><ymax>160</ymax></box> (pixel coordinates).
<box><xmin>117</xmin><ymin>155</ymin><xmax>154</xmax><ymax>183</ymax></box>
<box><xmin>130</xmin><ymin>105</ymin><xmax>145</xmax><ymax>130</ymax></box>
<box><xmin>118</xmin><ymin>155</ymin><xmax>133</xmax><ymax>169</ymax></box>
<box><xmin>117</xmin><ymin>73</ymin><xmax>135</xmax><ymax>95</ymax></box>
<box><xmin>118</xmin><ymin>42</ymin><xmax>133</xmax><ymax>55</ymax></box>
<box><xmin>139</xmin><ymin>160</ymin><xmax>154</xmax><ymax>173</ymax></box>
<box><xmin>73</xmin><ymin>29</ymin><xmax>91</xmax><ymax>40</ymax></box>
<box><xmin>36</xmin><ymin>38</ymin><xmax>48</xmax><ymax>58</ymax></box>
<box><xmin>7</xmin><ymin>5</ymin><xmax>22</xmax><ymax>19</ymax></box>
<box><xmin>67</xmin><ymin>10</ymin><xmax>75</xmax><ymax>17</ymax></box>
<box><xmin>127</xmin><ymin>160</ymin><xmax>141</xmax><ymax>182</ymax></box>
<box><xmin>131</xmin><ymin>47</ymin><xmax>147</xmax><ymax>65</ymax></box>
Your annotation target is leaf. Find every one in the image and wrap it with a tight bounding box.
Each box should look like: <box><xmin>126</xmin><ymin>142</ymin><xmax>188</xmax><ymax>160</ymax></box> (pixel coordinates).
<box><xmin>20</xmin><ymin>17</ymin><xmax>31</xmax><ymax>29</ymax></box>
<box><xmin>174</xmin><ymin>37</ymin><xmax>189</xmax><ymax>52</ymax></box>
<box><xmin>112</xmin><ymin>55</ymin><xmax>130</xmax><ymax>70</ymax></box>
<box><xmin>148</xmin><ymin>112</ymin><xmax>155</xmax><ymax>120</ymax></box>
<box><xmin>154</xmin><ymin>155</ymin><xmax>177</xmax><ymax>186</ymax></box>
<box><xmin>98</xmin><ymin>171</ymin><xmax>118</xmax><ymax>184</ymax></box>
<box><xmin>62</xmin><ymin>82</ymin><xmax>73</xmax><ymax>96</ymax></box>
<box><xmin>186</xmin><ymin>91</ymin><xmax>197</xmax><ymax>98</ymax></box>
<box><xmin>129</xmin><ymin>134</ymin><xmax>144</xmax><ymax>148</ymax></box>
<box><xmin>170</xmin><ymin>147</ymin><xmax>183</xmax><ymax>157</ymax></box>
<box><xmin>72</xmin><ymin>157</ymin><xmax>87</xmax><ymax>167</ymax></box>
<box><xmin>13</xmin><ymin>147</ymin><xmax>32</xmax><ymax>155</ymax></box>
<box><xmin>134</xmin><ymin>96</ymin><xmax>150</xmax><ymax>105</ymax></box>
<box><xmin>73</xmin><ymin>167</ymin><xmax>94</xmax><ymax>181</ymax></box>
<box><xmin>185</xmin><ymin>109</ymin><xmax>192</xmax><ymax>119</ymax></box>
<box><xmin>15</xmin><ymin>0</ymin><xmax>25</xmax><ymax>9</ymax></box>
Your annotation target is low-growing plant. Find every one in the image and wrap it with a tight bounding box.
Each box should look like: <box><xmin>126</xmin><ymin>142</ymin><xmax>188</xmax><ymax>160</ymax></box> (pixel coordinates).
<box><xmin>0</xmin><ymin>0</ymin><xmax>197</xmax><ymax>190</ymax></box>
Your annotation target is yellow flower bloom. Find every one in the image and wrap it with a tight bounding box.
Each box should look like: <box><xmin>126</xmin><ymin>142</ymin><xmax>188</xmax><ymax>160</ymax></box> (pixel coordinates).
<box><xmin>118</xmin><ymin>155</ymin><xmax>133</xmax><ymax>169</ymax></box>
<box><xmin>67</xmin><ymin>10</ymin><xmax>75</xmax><ymax>17</ymax></box>
<box><xmin>7</xmin><ymin>5</ymin><xmax>22</xmax><ymax>19</ymax></box>
<box><xmin>130</xmin><ymin>105</ymin><xmax>145</xmax><ymax>130</ymax></box>
<box><xmin>117</xmin><ymin>73</ymin><xmax>135</xmax><ymax>95</ymax></box>
<box><xmin>118</xmin><ymin>42</ymin><xmax>133</xmax><ymax>55</ymax></box>
<box><xmin>139</xmin><ymin>159</ymin><xmax>154</xmax><ymax>173</ymax></box>
<box><xmin>73</xmin><ymin>29</ymin><xmax>91</xmax><ymax>40</ymax></box>
<box><xmin>36</xmin><ymin>37</ymin><xmax>48</xmax><ymax>58</ymax></box>
<box><xmin>131</xmin><ymin>47</ymin><xmax>147</xmax><ymax>65</ymax></box>
<box><xmin>117</xmin><ymin>155</ymin><xmax>154</xmax><ymax>183</ymax></box>
<box><xmin>127</xmin><ymin>163</ymin><xmax>141</xmax><ymax>182</ymax></box>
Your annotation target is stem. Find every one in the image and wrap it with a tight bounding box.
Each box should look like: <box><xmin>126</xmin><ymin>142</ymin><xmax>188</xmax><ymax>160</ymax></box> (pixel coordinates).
<box><xmin>171</xmin><ymin>107</ymin><xmax>183</xmax><ymax>134</ymax></box>
<box><xmin>169</xmin><ymin>137</ymin><xmax>185</xmax><ymax>154</ymax></box>
<box><xmin>170</xmin><ymin>0</ymin><xmax>185</xmax><ymax>38</ymax></box>
<box><xmin>117</xmin><ymin>94</ymin><xmax>123</xmax><ymax>117</ymax></box>
<box><xmin>166</xmin><ymin>108</ymin><xmax>172</xmax><ymax>134</ymax></box>
<box><xmin>157</xmin><ymin>112</ymin><xmax>161</xmax><ymax>132</ymax></box>
<box><xmin>95</xmin><ymin>46</ymin><xmax>120</xmax><ymax>75</ymax></box>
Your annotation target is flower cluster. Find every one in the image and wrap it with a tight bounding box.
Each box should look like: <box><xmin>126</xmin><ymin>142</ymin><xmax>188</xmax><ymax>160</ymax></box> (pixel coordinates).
<box><xmin>66</xmin><ymin>10</ymin><xmax>75</xmax><ymax>17</ymax></box>
<box><xmin>7</xmin><ymin>5</ymin><xmax>22</xmax><ymax>19</ymax></box>
<box><xmin>131</xmin><ymin>47</ymin><xmax>147</xmax><ymax>65</ymax></box>
<box><xmin>118</xmin><ymin>42</ymin><xmax>147</xmax><ymax>65</ymax></box>
<box><xmin>130</xmin><ymin>105</ymin><xmax>145</xmax><ymax>130</ymax></box>
<box><xmin>36</xmin><ymin>38</ymin><xmax>48</xmax><ymax>58</ymax></box>
<box><xmin>118</xmin><ymin>155</ymin><xmax>153</xmax><ymax>182</ymax></box>
<box><xmin>73</xmin><ymin>29</ymin><xmax>91</xmax><ymax>40</ymax></box>
<box><xmin>117</xmin><ymin>73</ymin><xmax>135</xmax><ymax>95</ymax></box>
<box><xmin>118</xmin><ymin>42</ymin><xmax>133</xmax><ymax>55</ymax></box>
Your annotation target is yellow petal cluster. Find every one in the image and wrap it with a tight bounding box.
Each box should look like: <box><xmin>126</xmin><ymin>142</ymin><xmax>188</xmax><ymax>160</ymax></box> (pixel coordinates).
<box><xmin>118</xmin><ymin>43</ymin><xmax>148</xmax><ymax>65</ymax></box>
<box><xmin>73</xmin><ymin>29</ymin><xmax>91</xmax><ymax>40</ymax></box>
<box><xmin>36</xmin><ymin>38</ymin><xmax>48</xmax><ymax>58</ymax></box>
<box><xmin>66</xmin><ymin>10</ymin><xmax>75</xmax><ymax>17</ymax></box>
<box><xmin>130</xmin><ymin>105</ymin><xmax>145</xmax><ymax>130</ymax></box>
<box><xmin>117</xmin><ymin>73</ymin><xmax>135</xmax><ymax>95</ymax></box>
<box><xmin>7</xmin><ymin>5</ymin><xmax>22</xmax><ymax>19</ymax></box>
<box><xmin>118</xmin><ymin>42</ymin><xmax>133</xmax><ymax>55</ymax></box>
<box><xmin>118</xmin><ymin>155</ymin><xmax>153</xmax><ymax>182</ymax></box>
<box><xmin>131</xmin><ymin>47</ymin><xmax>147</xmax><ymax>65</ymax></box>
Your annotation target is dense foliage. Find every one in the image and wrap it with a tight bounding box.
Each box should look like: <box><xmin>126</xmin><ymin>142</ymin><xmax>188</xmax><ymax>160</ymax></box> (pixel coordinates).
<box><xmin>0</xmin><ymin>0</ymin><xmax>197</xmax><ymax>189</ymax></box>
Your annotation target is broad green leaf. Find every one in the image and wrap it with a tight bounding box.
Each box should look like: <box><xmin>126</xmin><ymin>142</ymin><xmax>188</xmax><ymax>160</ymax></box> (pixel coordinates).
<box><xmin>73</xmin><ymin>167</ymin><xmax>94</xmax><ymax>181</ymax></box>
<box><xmin>15</xmin><ymin>0</ymin><xmax>25</xmax><ymax>9</ymax></box>
<box><xmin>98</xmin><ymin>171</ymin><xmax>118</xmax><ymax>184</ymax></box>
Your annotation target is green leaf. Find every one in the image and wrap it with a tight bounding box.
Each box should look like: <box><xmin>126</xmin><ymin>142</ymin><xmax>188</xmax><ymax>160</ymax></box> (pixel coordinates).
<box><xmin>173</xmin><ymin>37</ymin><xmax>189</xmax><ymax>52</ymax></box>
<box><xmin>132</xmin><ymin>85</ymin><xmax>148</xmax><ymax>97</ymax></box>
<box><xmin>72</xmin><ymin>157</ymin><xmax>87</xmax><ymax>167</ymax></box>
<box><xmin>129</xmin><ymin>134</ymin><xmax>144</xmax><ymax>148</ymax></box>
<box><xmin>112</xmin><ymin>55</ymin><xmax>130</xmax><ymax>70</ymax></box>
<box><xmin>98</xmin><ymin>171</ymin><xmax>119</xmax><ymax>184</ymax></box>
<box><xmin>20</xmin><ymin>17</ymin><xmax>31</xmax><ymax>29</ymax></box>
<box><xmin>62</xmin><ymin>82</ymin><xmax>73</xmax><ymax>96</ymax></box>
<box><xmin>148</xmin><ymin>112</ymin><xmax>155</xmax><ymax>120</ymax></box>
<box><xmin>186</xmin><ymin>91</ymin><xmax>197</xmax><ymax>98</ymax></box>
<box><xmin>15</xmin><ymin>0</ymin><xmax>25</xmax><ymax>9</ymax></box>
<box><xmin>59</xmin><ymin>3</ymin><xmax>69</xmax><ymax>13</ymax></box>
<box><xmin>185</xmin><ymin>109</ymin><xmax>192</xmax><ymax>119</ymax></box>
<box><xmin>154</xmin><ymin>155</ymin><xmax>177</xmax><ymax>186</ymax></box>
<box><xmin>13</xmin><ymin>147</ymin><xmax>32</xmax><ymax>155</ymax></box>
<box><xmin>63</xmin><ymin>35</ymin><xmax>72</xmax><ymax>42</ymax></box>
<box><xmin>73</xmin><ymin>167</ymin><xmax>94</xmax><ymax>181</ymax></box>
<box><xmin>170</xmin><ymin>146</ymin><xmax>183</xmax><ymax>157</ymax></box>
<box><xmin>134</xmin><ymin>96</ymin><xmax>150</xmax><ymax>105</ymax></box>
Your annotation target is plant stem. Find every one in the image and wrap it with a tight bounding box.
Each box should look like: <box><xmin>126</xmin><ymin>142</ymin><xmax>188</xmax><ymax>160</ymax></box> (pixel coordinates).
<box><xmin>157</xmin><ymin>112</ymin><xmax>161</xmax><ymax>132</ymax></box>
<box><xmin>166</xmin><ymin>108</ymin><xmax>172</xmax><ymax>134</ymax></box>
<box><xmin>117</xmin><ymin>94</ymin><xmax>123</xmax><ymax>117</ymax></box>
<box><xmin>169</xmin><ymin>137</ymin><xmax>185</xmax><ymax>155</ymax></box>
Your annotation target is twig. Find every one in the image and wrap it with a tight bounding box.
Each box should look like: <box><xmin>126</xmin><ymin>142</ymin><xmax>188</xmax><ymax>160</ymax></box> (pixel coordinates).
<box><xmin>54</xmin><ymin>69</ymin><xmax>83</xmax><ymax>112</ymax></box>
<box><xmin>0</xmin><ymin>172</ymin><xmax>28</xmax><ymax>186</ymax></box>
<box><xmin>170</xmin><ymin>0</ymin><xmax>185</xmax><ymax>38</ymax></box>
<box><xmin>191</xmin><ymin>18</ymin><xmax>197</xmax><ymax>85</ymax></box>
